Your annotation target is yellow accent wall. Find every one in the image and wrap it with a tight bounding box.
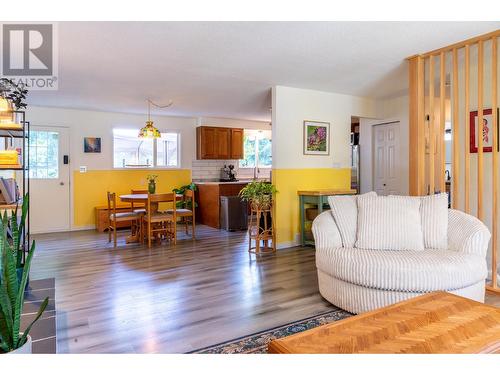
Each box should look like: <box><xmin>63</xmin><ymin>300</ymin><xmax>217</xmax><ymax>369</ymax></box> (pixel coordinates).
<box><xmin>73</xmin><ymin>169</ymin><xmax>191</xmax><ymax>228</ymax></box>
<box><xmin>272</xmin><ymin>168</ymin><xmax>351</xmax><ymax>245</ymax></box>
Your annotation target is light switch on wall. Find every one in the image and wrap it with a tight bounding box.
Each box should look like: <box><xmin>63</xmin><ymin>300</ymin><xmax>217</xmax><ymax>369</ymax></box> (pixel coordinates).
<box><xmin>79</xmin><ymin>166</ymin><xmax>87</xmax><ymax>173</ymax></box>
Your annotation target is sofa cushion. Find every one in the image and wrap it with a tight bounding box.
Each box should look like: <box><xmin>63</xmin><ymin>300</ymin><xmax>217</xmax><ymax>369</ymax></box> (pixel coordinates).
<box><xmin>420</xmin><ymin>193</ymin><xmax>448</xmax><ymax>249</ymax></box>
<box><xmin>327</xmin><ymin>192</ymin><xmax>376</xmax><ymax>248</ymax></box>
<box><xmin>315</xmin><ymin>246</ymin><xmax>487</xmax><ymax>293</ymax></box>
<box><xmin>356</xmin><ymin>195</ymin><xmax>425</xmax><ymax>251</ymax></box>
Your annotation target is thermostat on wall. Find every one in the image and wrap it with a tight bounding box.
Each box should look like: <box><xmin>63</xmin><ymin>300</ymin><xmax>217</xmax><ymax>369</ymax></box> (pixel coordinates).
<box><xmin>79</xmin><ymin>166</ymin><xmax>87</xmax><ymax>173</ymax></box>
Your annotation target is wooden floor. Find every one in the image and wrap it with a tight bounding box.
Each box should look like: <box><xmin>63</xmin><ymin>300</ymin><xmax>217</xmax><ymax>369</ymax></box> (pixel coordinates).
<box><xmin>31</xmin><ymin>226</ymin><xmax>500</xmax><ymax>353</ymax></box>
<box><xmin>31</xmin><ymin>226</ymin><xmax>332</xmax><ymax>353</ymax></box>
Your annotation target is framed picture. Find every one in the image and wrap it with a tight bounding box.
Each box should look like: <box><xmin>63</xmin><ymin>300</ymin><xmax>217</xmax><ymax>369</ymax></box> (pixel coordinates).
<box><xmin>84</xmin><ymin>137</ymin><xmax>101</xmax><ymax>153</ymax></box>
<box><xmin>470</xmin><ymin>108</ymin><xmax>499</xmax><ymax>153</ymax></box>
<box><xmin>303</xmin><ymin>121</ymin><xmax>330</xmax><ymax>155</ymax></box>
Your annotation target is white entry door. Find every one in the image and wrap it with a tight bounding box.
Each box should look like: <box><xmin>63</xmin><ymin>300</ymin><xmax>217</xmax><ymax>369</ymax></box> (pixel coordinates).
<box><xmin>29</xmin><ymin>126</ymin><xmax>70</xmax><ymax>233</ymax></box>
<box><xmin>373</xmin><ymin>122</ymin><xmax>401</xmax><ymax>196</ymax></box>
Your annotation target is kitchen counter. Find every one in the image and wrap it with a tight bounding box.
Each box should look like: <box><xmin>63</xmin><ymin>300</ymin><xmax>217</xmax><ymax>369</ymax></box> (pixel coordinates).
<box><xmin>194</xmin><ymin>179</ymin><xmax>270</xmax><ymax>185</ymax></box>
<box><xmin>195</xmin><ymin>181</ymin><xmax>250</xmax><ymax>229</ymax></box>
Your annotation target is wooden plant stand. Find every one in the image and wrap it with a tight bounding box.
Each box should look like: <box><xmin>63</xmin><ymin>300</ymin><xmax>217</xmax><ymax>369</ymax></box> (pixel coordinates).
<box><xmin>248</xmin><ymin>202</ymin><xmax>276</xmax><ymax>255</ymax></box>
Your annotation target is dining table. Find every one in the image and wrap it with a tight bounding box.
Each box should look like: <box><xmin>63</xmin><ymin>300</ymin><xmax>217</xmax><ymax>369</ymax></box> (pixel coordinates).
<box><xmin>119</xmin><ymin>193</ymin><xmax>183</xmax><ymax>243</ymax></box>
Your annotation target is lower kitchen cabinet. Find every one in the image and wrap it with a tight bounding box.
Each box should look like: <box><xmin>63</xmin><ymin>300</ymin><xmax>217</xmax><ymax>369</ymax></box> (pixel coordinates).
<box><xmin>196</xmin><ymin>182</ymin><xmax>248</xmax><ymax>229</ymax></box>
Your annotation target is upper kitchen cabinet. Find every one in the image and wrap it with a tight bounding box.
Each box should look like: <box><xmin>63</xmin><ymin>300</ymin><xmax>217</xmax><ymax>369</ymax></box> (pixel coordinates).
<box><xmin>197</xmin><ymin>126</ymin><xmax>217</xmax><ymax>159</ymax></box>
<box><xmin>230</xmin><ymin>128</ymin><xmax>244</xmax><ymax>159</ymax></box>
<box><xmin>215</xmin><ymin>127</ymin><xmax>231</xmax><ymax>159</ymax></box>
<box><xmin>196</xmin><ymin>126</ymin><xmax>244</xmax><ymax>160</ymax></box>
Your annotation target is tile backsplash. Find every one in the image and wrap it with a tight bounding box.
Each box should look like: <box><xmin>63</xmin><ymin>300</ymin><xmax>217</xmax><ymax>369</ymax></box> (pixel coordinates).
<box><xmin>191</xmin><ymin>160</ymin><xmax>272</xmax><ymax>181</ymax></box>
<box><xmin>191</xmin><ymin>160</ymin><xmax>239</xmax><ymax>181</ymax></box>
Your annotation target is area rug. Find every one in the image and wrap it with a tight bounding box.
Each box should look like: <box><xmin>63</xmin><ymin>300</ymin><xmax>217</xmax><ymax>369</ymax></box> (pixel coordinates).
<box><xmin>190</xmin><ymin>308</ymin><xmax>352</xmax><ymax>354</ymax></box>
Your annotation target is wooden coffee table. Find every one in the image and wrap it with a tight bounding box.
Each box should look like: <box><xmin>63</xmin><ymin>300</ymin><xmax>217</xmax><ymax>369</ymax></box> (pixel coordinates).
<box><xmin>268</xmin><ymin>291</ymin><xmax>500</xmax><ymax>354</ymax></box>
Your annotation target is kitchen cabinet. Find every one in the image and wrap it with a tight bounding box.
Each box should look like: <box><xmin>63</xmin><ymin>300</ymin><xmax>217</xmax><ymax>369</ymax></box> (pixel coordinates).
<box><xmin>196</xmin><ymin>182</ymin><xmax>248</xmax><ymax>228</ymax></box>
<box><xmin>216</xmin><ymin>127</ymin><xmax>231</xmax><ymax>159</ymax></box>
<box><xmin>196</xmin><ymin>126</ymin><xmax>244</xmax><ymax>160</ymax></box>
<box><xmin>230</xmin><ymin>128</ymin><xmax>244</xmax><ymax>159</ymax></box>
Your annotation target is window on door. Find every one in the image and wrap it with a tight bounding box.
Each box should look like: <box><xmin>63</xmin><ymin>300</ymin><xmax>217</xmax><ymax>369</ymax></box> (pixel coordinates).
<box><xmin>113</xmin><ymin>129</ymin><xmax>180</xmax><ymax>168</ymax></box>
<box><xmin>239</xmin><ymin>130</ymin><xmax>272</xmax><ymax>168</ymax></box>
<box><xmin>28</xmin><ymin>131</ymin><xmax>59</xmax><ymax>179</ymax></box>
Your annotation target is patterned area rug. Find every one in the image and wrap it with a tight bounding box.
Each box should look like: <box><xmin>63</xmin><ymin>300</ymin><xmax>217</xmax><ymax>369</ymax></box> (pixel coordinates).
<box><xmin>190</xmin><ymin>308</ymin><xmax>352</xmax><ymax>354</ymax></box>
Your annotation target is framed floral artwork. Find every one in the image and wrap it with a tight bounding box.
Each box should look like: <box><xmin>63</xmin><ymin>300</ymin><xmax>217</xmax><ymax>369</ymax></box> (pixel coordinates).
<box><xmin>303</xmin><ymin>121</ymin><xmax>330</xmax><ymax>155</ymax></box>
<box><xmin>470</xmin><ymin>108</ymin><xmax>499</xmax><ymax>153</ymax></box>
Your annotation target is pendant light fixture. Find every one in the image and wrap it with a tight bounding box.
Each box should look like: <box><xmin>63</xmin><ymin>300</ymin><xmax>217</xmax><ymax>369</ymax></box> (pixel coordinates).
<box><xmin>138</xmin><ymin>99</ymin><xmax>173</xmax><ymax>139</ymax></box>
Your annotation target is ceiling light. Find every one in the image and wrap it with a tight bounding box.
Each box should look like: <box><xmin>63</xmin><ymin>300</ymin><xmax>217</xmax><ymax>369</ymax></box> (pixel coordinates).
<box><xmin>138</xmin><ymin>120</ymin><xmax>161</xmax><ymax>139</ymax></box>
<box><xmin>138</xmin><ymin>99</ymin><xmax>173</xmax><ymax>139</ymax></box>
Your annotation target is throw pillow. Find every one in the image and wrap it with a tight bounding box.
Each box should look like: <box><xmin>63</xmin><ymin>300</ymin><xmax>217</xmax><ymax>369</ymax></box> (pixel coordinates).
<box><xmin>328</xmin><ymin>191</ymin><xmax>376</xmax><ymax>248</ymax></box>
<box><xmin>420</xmin><ymin>193</ymin><xmax>448</xmax><ymax>249</ymax></box>
<box><xmin>355</xmin><ymin>194</ymin><xmax>425</xmax><ymax>251</ymax></box>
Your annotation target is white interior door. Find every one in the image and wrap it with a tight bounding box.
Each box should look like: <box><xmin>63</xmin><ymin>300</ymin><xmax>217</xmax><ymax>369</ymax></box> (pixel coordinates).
<box><xmin>29</xmin><ymin>126</ymin><xmax>70</xmax><ymax>233</ymax></box>
<box><xmin>373</xmin><ymin>122</ymin><xmax>401</xmax><ymax>196</ymax></box>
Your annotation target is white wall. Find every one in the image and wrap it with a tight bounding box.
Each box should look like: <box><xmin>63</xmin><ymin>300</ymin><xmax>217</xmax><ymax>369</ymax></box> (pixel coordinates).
<box><xmin>272</xmin><ymin>86</ymin><xmax>379</xmax><ymax>169</ymax></box>
<box><xmin>359</xmin><ymin>95</ymin><xmax>410</xmax><ymax>195</ymax></box>
<box><xmin>198</xmin><ymin>116</ymin><xmax>271</xmax><ymax>130</ymax></box>
<box><xmin>26</xmin><ymin>106</ymin><xmax>198</xmax><ymax>171</ymax></box>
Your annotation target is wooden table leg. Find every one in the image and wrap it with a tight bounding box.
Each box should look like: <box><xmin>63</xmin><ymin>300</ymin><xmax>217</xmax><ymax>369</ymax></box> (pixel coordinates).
<box><xmin>300</xmin><ymin>195</ymin><xmax>305</xmax><ymax>246</ymax></box>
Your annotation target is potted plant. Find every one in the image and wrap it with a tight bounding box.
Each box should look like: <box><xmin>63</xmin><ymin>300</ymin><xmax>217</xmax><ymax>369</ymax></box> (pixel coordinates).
<box><xmin>146</xmin><ymin>174</ymin><xmax>158</xmax><ymax>194</ymax></box>
<box><xmin>172</xmin><ymin>182</ymin><xmax>197</xmax><ymax>209</ymax></box>
<box><xmin>11</xmin><ymin>195</ymin><xmax>29</xmax><ymax>285</ymax></box>
<box><xmin>0</xmin><ymin>210</ymin><xmax>48</xmax><ymax>354</ymax></box>
<box><xmin>238</xmin><ymin>181</ymin><xmax>277</xmax><ymax>211</ymax></box>
<box><xmin>0</xmin><ymin>79</ymin><xmax>28</xmax><ymax>110</ymax></box>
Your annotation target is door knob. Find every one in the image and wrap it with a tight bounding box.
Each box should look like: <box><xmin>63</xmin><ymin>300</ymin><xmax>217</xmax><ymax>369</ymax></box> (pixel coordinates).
<box><xmin>60</xmin><ymin>182</ymin><xmax>65</xmax><ymax>186</ymax></box>
<box><xmin>383</xmin><ymin>184</ymin><xmax>386</xmax><ymax>186</ymax></box>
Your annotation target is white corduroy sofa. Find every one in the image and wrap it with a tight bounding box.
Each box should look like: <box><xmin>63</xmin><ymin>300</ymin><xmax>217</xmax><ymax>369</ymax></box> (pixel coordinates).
<box><xmin>312</xmin><ymin>208</ymin><xmax>490</xmax><ymax>314</ymax></box>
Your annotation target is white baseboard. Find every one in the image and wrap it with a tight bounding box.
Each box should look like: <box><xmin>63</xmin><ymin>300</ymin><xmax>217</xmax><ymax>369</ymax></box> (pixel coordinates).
<box><xmin>31</xmin><ymin>228</ymin><xmax>71</xmax><ymax>235</ymax></box>
<box><xmin>70</xmin><ymin>225</ymin><xmax>96</xmax><ymax>232</ymax></box>
<box><xmin>277</xmin><ymin>234</ymin><xmax>301</xmax><ymax>249</ymax></box>
<box><xmin>32</xmin><ymin>225</ymin><xmax>96</xmax><ymax>235</ymax></box>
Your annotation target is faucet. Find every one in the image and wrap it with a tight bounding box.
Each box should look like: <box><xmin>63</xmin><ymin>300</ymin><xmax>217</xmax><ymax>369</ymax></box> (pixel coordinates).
<box><xmin>253</xmin><ymin>166</ymin><xmax>260</xmax><ymax>180</ymax></box>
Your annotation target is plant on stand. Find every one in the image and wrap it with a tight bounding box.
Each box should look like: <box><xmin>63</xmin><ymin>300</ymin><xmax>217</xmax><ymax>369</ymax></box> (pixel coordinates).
<box><xmin>146</xmin><ymin>174</ymin><xmax>158</xmax><ymax>194</ymax></box>
<box><xmin>0</xmin><ymin>197</ymin><xmax>48</xmax><ymax>354</ymax></box>
<box><xmin>238</xmin><ymin>181</ymin><xmax>277</xmax><ymax>211</ymax></box>
<box><xmin>239</xmin><ymin>181</ymin><xmax>278</xmax><ymax>253</ymax></box>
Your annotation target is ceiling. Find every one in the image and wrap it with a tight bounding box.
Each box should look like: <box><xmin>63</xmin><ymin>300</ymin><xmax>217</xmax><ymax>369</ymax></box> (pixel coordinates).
<box><xmin>26</xmin><ymin>21</ymin><xmax>500</xmax><ymax>121</ymax></box>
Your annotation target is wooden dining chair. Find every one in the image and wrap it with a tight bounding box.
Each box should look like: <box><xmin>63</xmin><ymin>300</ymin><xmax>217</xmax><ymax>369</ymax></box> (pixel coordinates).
<box><xmin>129</xmin><ymin>189</ymin><xmax>148</xmax><ymax>242</ymax></box>
<box><xmin>166</xmin><ymin>189</ymin><xmax>196</xmax><ymax>239</ymax></box>
<box><xmin>107</xmin><ymin>191</ymin><xmax>140</xmax><ymax>247</ymax></box>
<box><xmin>130</xmin><ymin>189</ymin><xmax>148</xmax><ymax>214</ymax></box>
<box><xmin>143</xmin><ymin>193</ymin><xmax>177</xmax><ymax>248</ymax></box>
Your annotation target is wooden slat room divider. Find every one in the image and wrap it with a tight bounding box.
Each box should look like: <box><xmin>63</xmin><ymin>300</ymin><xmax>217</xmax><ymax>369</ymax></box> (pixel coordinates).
<box><xmin>408</xmin><ymin>30</ymin><xmax>500</xmax><ymax>294</ymax></box>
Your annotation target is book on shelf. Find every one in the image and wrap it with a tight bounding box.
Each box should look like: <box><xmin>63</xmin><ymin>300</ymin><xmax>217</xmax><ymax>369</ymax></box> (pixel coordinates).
<box><xmin>0</xmin><ymin>177</ymin><xmax>19</xmax><ymax>205</ymax></box>
<box><xmin>0</xmin><ymin>150</ymin><xmax>19</xmax><ymax>165</ymax></box>
<box><xmin>0</xmin><ymin>122</ymin><xmax>23</xmax><ymax>130</ymax></box>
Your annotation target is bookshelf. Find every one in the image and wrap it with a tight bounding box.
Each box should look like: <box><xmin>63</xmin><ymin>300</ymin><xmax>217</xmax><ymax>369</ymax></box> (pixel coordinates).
<box><xmin>0</xmin><ymin>109</ymin><xmax>29</xmax><ymax>260</ymax></box>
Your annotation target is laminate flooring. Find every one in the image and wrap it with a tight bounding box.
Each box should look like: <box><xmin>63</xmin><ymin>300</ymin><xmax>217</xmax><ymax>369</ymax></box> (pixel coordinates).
<box><xmin>31</xmin><ymin>226</ymin><xmax>500</xmax><ymax>353</ymax></box>
<box><xmin>31</xmin><ymin>226</ymin><xmax>331</xmax><ymax>353</ymax></box>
